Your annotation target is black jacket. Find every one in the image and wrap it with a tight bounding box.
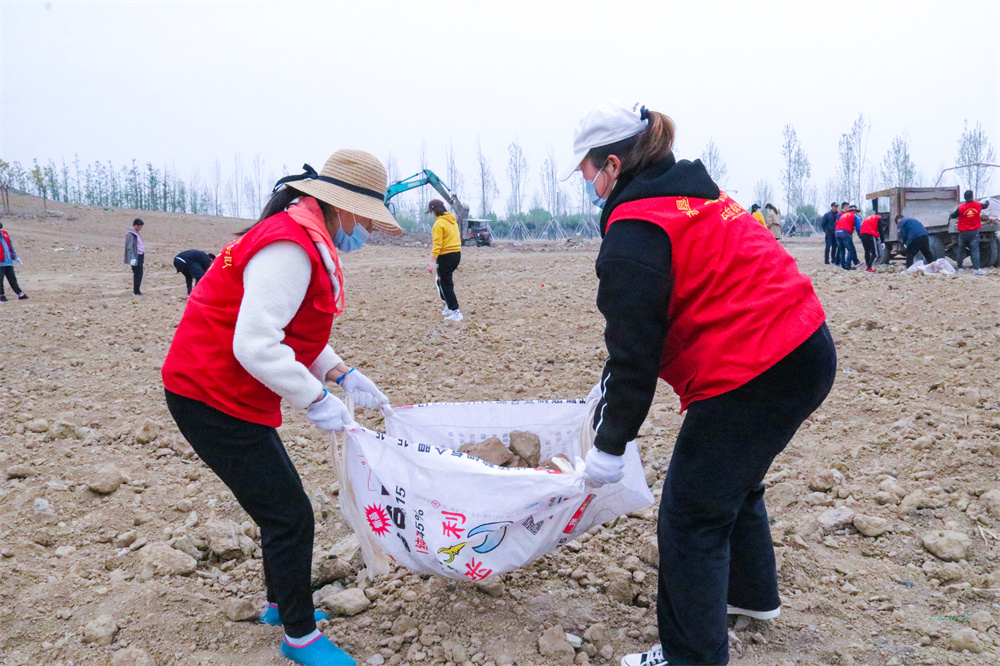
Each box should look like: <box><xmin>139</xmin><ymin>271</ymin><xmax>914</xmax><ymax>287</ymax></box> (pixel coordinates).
<box><xmin>174</xmin><ymin>249</ymin><xmax>214</xmax><ymax>273</ymax></box>
<box><xmin>592</xmin><ymin>154</ymin><xmax>719</xmax><ymax>456</ymax></box>
<box><xmin>821</xmin><ymin>210</ymin><xmax>838</xmax><ymax>234</ymax></box>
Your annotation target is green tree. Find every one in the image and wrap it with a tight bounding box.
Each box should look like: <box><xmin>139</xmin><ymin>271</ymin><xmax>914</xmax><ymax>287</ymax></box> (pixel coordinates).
<box><xmin>880</xmin><ymin>134</ymin><xmax>917</xmax><ymax>188</ymax></box>
<box><xmin>31</xmin><ymin>160</ymin><xmax>48</xmax><ymax>210</ymax></box>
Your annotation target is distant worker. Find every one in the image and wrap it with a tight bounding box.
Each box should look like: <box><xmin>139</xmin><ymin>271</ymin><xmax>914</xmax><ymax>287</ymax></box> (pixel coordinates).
<box><xmin>124</xmin><ymin>218</ymin><xmax>146</xmax><ymax>296</ymax></box>
<box><xmin>821</xmin><ymin>202</ymin><xmax>839</xmax><ymax>265</ymax></box>
<box><xmin>765</xmin><ymin>203</ymin><xmax>782</xmax><ymax>239</ymax></box>
<box><xmin>173</xmin><ymin>249</ymin><xmax>216</xmax><ymax>294</ymax></box>
<box><xmin>859</xmin><ymin>212</ymin><xmax>881</xmax><ymax>272</ymax></box>
<box><xmin>750</xmin><ymin>204</ymin><xmax>766</xmax><ymax>227</ymax></box>
<box><xmin>0</xmin><ymin>221</ymin><xmax>28</xmax><ymax>302</ymax></box>
<box><xmin>834</xmin><ymin>204</ymin><xmax>861</xmax><ymax>270</ymax></box>
<box><xmin>949</xmin><ymin>189</ymin><xmax>990</xmax><ymax>275</ymax></box>
<box><xmin>426</xmin><ymin>199</ymin><xmax>463</xmax><ymax>321</ymax></box>
<box><xmin>896</xmin><ymin>215</ymin><xmax>934</xmax><ymax>267</ymax></box>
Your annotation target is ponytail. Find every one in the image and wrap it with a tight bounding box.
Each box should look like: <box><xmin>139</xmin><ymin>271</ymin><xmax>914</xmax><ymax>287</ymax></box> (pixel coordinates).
<box><xmin>586</xmin><ymin>111</ymin><xmax>676</xmax><ymax>178</ymax></box>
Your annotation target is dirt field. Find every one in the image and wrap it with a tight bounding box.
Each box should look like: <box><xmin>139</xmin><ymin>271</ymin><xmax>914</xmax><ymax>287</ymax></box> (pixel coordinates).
<box><xmin>1</xmin><ymin>192</ymin><xmax>998</xmax><ymax>666</ymax></box>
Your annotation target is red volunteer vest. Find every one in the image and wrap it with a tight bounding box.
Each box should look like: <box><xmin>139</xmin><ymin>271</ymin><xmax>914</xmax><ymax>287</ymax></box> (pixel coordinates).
<box><xmin>957</xmin><ymin>202</ymin><xmax>982</xmax><ymax>232</ymax></box>
<box><xmin>0</xmin><ymin>230</ymin><xmax>12</xmax><ymax>262</ymax></box>
<box><xmin>162</xmin><ymin>213</ymin><xmax>337</xmax><ymax>427</ymax></box>
<box><xmin>607</xmin><ymin>192</ymin><xmax>826</xmax><ymax>411</ymax></box>
<box><xmin>860</xmin><ymin>214</ymin><xmax>880</xmax><ymax>236</ymax></box>
<box><xmin>836</xmin><ymin>212</ymin><xmax>855</xmax><ymax>232</ymax></box>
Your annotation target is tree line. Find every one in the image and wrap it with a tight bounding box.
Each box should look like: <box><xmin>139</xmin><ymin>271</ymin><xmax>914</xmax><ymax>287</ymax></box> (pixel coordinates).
<box><xmin>2</xmin><ymin>119</ymin><xmax>994</xmax><ymax>231</ymax></box>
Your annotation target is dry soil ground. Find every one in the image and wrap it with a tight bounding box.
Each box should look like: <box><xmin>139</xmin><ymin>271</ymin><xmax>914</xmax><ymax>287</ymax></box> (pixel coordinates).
<box><xmin>1</xmin><ymin>193</ymin><xmax>999</xmax><ymax>666</ymax></box>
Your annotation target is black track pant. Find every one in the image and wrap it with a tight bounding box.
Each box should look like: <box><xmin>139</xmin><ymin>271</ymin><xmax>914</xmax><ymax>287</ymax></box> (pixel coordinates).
<box><xmin>436</xmin><ymin>251</ymin><xmax>461</xmax><ymax>311</ymax></box>
<box><xmin>860</xmin><ymin>233</ymin><xmax>879</xmax><ymax>269</ymax></box>
<box><xmin>0</xmin><ymin>265</ymin><xmax>22</xmax><ymax>295</ymax></box>
<box><xmin>132</xmin><ymin>254</ymin><xmax>144</xmax><ymax>295</ymax></box>
<box><xmin>905</xmin><ymin>236</ymin><xmax>933</xmax><ymax>267</ymax></box>
<box><xmin>164</xmin><ymin>390</ymin><xmax>317</xmax><ymax>638</ymax></box>
<box><xmin>657</xmin><ymin>324</ymin><xmax>837</xmax><ymax>665</ymax></box>
<box><xmin>823</xmin><ymin>232</ymin><xmax>836</xmax><ymax>264</ymax></box>
<box><xmin>174</xmin><ymin>257</ymin><xmax>207</xmax><ymax>294</ymax></box>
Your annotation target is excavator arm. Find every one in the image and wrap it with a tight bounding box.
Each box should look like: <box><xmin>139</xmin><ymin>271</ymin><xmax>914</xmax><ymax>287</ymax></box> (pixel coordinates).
<box><xmin>384</xmin><ymin>169</ymin><xmax>471</xmax><ymax>236</ymax></box>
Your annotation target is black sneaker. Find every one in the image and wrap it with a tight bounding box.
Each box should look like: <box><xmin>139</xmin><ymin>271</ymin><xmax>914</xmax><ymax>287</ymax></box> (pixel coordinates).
<box><xmin>0</xmin><ymin>295</ymin><xmax>7</xmax><ymax>303</ymax></box>
<box><xmin>17</xmin><ymin>293</ymin><xmax>28</xmax><ymax>300</ymax></box>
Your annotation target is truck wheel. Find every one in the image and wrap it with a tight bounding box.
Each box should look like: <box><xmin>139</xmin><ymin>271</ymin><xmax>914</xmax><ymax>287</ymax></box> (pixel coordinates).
<box><xmin>927</xmin><ymin>235</ymin><xmax>946</xmax><ymax>262</ymax></box>
<box><xmin>987</xmin><ymin>234</ymin><xmax>1000</xmax><ymax>267</ymax></box>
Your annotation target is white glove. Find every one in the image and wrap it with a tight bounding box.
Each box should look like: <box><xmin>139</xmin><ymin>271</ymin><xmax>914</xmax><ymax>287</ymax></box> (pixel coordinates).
<box><xmin>13</xmin><ymin>258</ymin><xmax>22</xmax><ymax>266</ymax></box>
<box><xmin>306</xmin><ymin>391</ymin><xmax>354</xmax><ymax>432</ymax></box>
<box><xmin>129</xmin><ymin>259</ymin><xmax>137</xmax><ymax>266</ymax></box>
<box><xmin>339</xmin><ymin>368</ymin><xmax>390</xmax><ymax>410</ymax></box>
<box><xmin>584</xmin><ymin>447</ymin><xmax>625</xmax><ymax>487</ymax></box>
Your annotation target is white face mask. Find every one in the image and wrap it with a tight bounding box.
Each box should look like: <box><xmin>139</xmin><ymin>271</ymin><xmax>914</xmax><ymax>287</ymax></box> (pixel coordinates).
<box><xmin>584</xmin><ymin>159</ymin><xmax>613</xmax><ymax>210</ymax></box>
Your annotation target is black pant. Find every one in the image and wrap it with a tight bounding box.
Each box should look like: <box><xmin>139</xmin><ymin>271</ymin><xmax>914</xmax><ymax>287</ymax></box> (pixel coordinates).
<box><xmin>823</xmin><ymin>232</ymin><xmax>836</xmax><ymax>264</ymax></box>
<box><xmin>956</xmin><ymin>229</ymin><xmax>981</xmax><ymax>270</ymax></box>
<box><xmin>436</xmin><ymin>251</ymin><xmax>461</xmax><ymax>311</ymax></box>
<box><xmin>174</xmin><ymin>257</ymin><xmax>207</xmax><ymax>294</ymax></box>
<box><xmin>132</xmin><ymin>254</ymin><xmax>145</xmax><ymax>295</ymax></box>
<box><xmin>860</xmin><ymin>234</ymin><xmax>878</xmax><ymax>269</ymax></box>
<box><xmin>164</xmin><ymin>390</ymin><xmax>317</xmax><ymax>638</ymax></box>
<box><xmin>657</xmin><ymin>324</ymin><xmax>837</xmax><ymax>665</ymax></box>
<box><xmin>0</xmin><ymin>265</ymin><xmax>22</xmax><ymax>295</ymax></box>
<box><xmin>905</xmin><ymin>236</ymin><xmax>932</xmax><ymax>267</ymax></box>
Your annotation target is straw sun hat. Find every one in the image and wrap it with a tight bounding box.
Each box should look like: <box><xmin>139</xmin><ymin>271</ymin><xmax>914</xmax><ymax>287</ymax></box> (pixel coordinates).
<box><xmin>276</xmin><ymin>149</ymin><xmax>402</xmax><ymax>235</ymax></box>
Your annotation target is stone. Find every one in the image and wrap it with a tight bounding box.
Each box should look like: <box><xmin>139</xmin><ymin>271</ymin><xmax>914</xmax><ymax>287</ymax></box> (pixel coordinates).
<box><xmin>538</xmin><ymin>624</ymin><xmax>575</xmax><ymax>665</ymax></box>
<box><xmin>852</xmin><ymin>514</ymin><xmax>890</xmax><ymax>537</ymax></box>
<box><xmin>476</xmin><ymin>578</ymin><xmax>504</xmax><ymax>597</ymax></box>
<box><xmin>32</xmin><ymin>498</ymin><xmax>58</xmax><ymax>524</ymax></box>
<box><xmin>26</xmin><ymin>419</ymin><xmax>50</xmax><ymax>433</ymax></box>
<box><xmin>171</xmin><ymin>534</ymin><xmax>207</xmax><ymax>561</ymax></box>
<box><xmin>82</xmin><ymin>614</ymin><xmax>119</xmax><ymax>646</ymax></box>
<box><xmin>320</xmin><ymin>587</ymin><xmax>371</xmax><ymax>617</ymax></box>
<box><xmin>604</xmin><ymin>567</ymin><xmax>634</xmax><ymax>604</ymax></box>
<box><xmin>115</xmin><ymin>530</ymin><xmax>138</xmax><ymax>549</ymax></box>
<box><xmin>136</xmin><ymin>542</ymin><xmax>197</xmax><ymax>579</ymax></box>
<box><xmin>332</xmin><ymin>534</ymin><xmax>361</xmax><ymax>567</ymax></box>
<box><xmin>921</xmin><ymin>530</ymin><xmax>971</xmax><ymax>562</ymax></box>
<box><xmin>203</xmin><ymin>518</ymin><xmax>255</xmax><ymax>560</ymax></box>
<box><xmin>948</xmin><ymin>628</ymin><xmax>984</xmax><ymax>653</ymax></box>
<box><xmin>980</xmin><ymin>488</ymin><xmax>1000</xmax><ymax>517</ymax></box>
<box><xmin>807</xmin><ymin>469</ymin><xmax>843</xmax><ymax>492</ymax></box>
<box><xmin>968</xmin><ymin>610</ymin><xmax>995</xmax><ymax>632</ymax></box>
<box><xmin>111</xmin><ymin>647</ymin><xmax>156</xmax><ymax>666</ymax></box>
<box><xmin>897</xmin><ymin>491</ymin><xmax>936</xmax><ymax>515</ymax></box>
<box><xmin>441</xmin><ymin>639</ymin><xmax>469</xmax><ymax>662</ymax></box>
<box><xmin>88</xmin><ymin>464</ymin><xmax>127</xmax><ymax>495</ymax></box>
<box><xmin>6</xmin><ymin>464</ymin><xmax>33</xmax><ymax>479</ymax></box>
<box><xmin>583</xmin><ymin>623</ymin><xmax>608</xmax><ymax>646</ymax></box>
<box><xmin>223</xmin><ymin>597</ymin><xmax>259</xmax><ymax>622</ymax></box>
<box><xmin>638</xmin><ymin>535</ymin><xmax>659</xmax><ymax>567</ymax></box>
<box><xmin>817</xmin><ymin>506</ymin><xmax>855</xmax><ymax>532</ymax></box>
<box><xmin>508</xmin><ymin>431</ymin><xmax>541</xmax><ymax>467</ymax></box>
<box><xmin>542</xmin><ymin>453</ymin><xmax>573</xmax><ymax>472</ymax></box>
<box><xmin>458</xmin><ymin>437</ymin><xmax>514</xmax><ymax>466</ymax></box>
<box><xmin>134</xmin><ymin>419</ymin><xmax>160</xmax><ymax>445</ymax></box>
<box><xmin>768</xmin><ymin>482</ymin><xmax>797</xmax><ymax>508</ymax></box>
<box><xmin>46</xmin><ymin>420</ymin><xmax>80</xmax><ymax>440</ymax></box>
<box><xmin>312</xmin><ymin>553</ymin><xmax>353</xmax><ymax>587</ymax></box>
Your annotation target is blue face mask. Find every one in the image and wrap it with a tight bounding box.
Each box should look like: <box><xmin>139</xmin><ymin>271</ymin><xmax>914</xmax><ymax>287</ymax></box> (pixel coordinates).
<box><xmin>333</xmin><ymin>214</ymin><xmax>370</xmax><ymax>252</ymax></box>
<box><xmin>585</xmin><ymin>160</ymin><xmax>611</xmax><ymax>210</ymax></box>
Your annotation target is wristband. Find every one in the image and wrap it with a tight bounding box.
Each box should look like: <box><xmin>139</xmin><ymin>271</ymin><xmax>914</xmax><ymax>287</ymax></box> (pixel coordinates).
<box><xmin>335</xmin><ymin>368</ymin><xmax>356</xmax><ymax>385</ymax></box>
<box><xmin>312</xmin><ymin>388</ymin><xmax>328</xmax><ymax>404</ymax></box>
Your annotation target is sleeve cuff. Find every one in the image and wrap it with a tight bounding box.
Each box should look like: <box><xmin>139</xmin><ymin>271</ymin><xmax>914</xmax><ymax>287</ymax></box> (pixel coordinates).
<box><xmin>309</xmin><ymin>346</ymin><xmax>344</xmax><ymax>383</ymax></box>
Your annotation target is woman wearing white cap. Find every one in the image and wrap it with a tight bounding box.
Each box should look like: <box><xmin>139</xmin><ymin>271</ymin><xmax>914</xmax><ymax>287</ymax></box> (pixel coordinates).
<box><xmin>563</xmin><ymin>101</ymin><xmax>837</xmax><ymax>666</ymax></box>
<box><xmin>162</xmin><ymin>149</ymin><xmax>402</xmax><ymax>666</ymax></box>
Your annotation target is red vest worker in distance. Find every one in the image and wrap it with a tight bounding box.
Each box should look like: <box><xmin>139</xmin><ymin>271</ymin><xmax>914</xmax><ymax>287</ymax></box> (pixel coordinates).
<box><xmin>957</xmin><ymin>201</ymin><xmax>984</xmax><ymax>231</ymax></box>
<box><xmin>161</xmin><ymin>149</ymin><xmax>402</xmax><ymax>666</ymax></box>
<box><xmin>560</xmin><ymin>100</ymin><xmax>837</xmax><ymax>666</ymax></box>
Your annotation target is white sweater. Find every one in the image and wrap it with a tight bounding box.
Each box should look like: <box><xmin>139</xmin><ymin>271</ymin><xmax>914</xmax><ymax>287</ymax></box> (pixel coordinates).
<box><xmin>232</xmin><ymin>241</ymin><xmax>343</xmax><ymax>409</ymax></box>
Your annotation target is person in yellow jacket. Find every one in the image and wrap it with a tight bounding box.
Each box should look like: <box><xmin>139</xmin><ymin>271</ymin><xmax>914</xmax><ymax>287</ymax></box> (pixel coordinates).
<box><xmin>750</xmin><ymin>204</ymin><xmax>766</xmax><ymax>227</ymax></box>
<box><xmin>425</xmin><ymin>199</ymin><xmax>463</xmax><ymax>321</ymax></box>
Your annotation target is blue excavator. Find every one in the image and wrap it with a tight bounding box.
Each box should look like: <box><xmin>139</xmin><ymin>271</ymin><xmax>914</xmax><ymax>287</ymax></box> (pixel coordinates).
<box><xmin>383</xmin><ymin>169</ymin><xmax>491</xmax><ymax>246</ymax></box>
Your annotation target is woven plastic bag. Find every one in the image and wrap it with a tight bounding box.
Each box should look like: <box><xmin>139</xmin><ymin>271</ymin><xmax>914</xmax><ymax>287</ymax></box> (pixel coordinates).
<box><xmin>333</xmin><ymin>399</ymin><xmax>653</xmax><ymax>581</ymax></box>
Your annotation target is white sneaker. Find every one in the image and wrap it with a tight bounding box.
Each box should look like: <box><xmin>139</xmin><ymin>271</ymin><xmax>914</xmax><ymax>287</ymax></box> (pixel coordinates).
<box><xmin>445</xmin><ymin>310</ymin><xmax>463</xmax><ymax>322</ymax></box>
<box><xmin>621</xmin><ymin>645</ymin><xmax>666</xmax><ymax>666</ymax></box>
<box><xmin>727</xmin><ymin>604</ymin><xmax>780</xmax><ymax>620</ymax></box>
<box><xmin>974</xmin><ymin>269</ymin><xmax>987</xmax><ymax>275</ymax></box>
<box><xmin>442</xmin><ymin>307</ymin><xmax>452</xmax><ymax>315</ymax></box>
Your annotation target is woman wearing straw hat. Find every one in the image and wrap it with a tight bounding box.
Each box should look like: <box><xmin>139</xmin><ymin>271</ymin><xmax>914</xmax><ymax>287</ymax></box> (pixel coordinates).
<box><xmin>162</xmin><ymin>149</ymin><xmax>401</xmax><ymax>666</ymax></box>
<box><xmin>561</xmin><ymin>101</ymin><xmax>836</xmax><ymax>666</ymax></box>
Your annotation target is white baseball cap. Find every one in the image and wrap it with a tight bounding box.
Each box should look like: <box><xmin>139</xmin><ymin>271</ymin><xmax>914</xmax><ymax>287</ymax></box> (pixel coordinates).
<box><xmin>558</xmin><ymin>99</ymin><xmax>649</xmax><ymax>181</ymax></box>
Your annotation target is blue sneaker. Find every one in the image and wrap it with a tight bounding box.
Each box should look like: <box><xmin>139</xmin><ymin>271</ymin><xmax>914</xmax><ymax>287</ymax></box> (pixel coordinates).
<box><xmin>260</xmin><ymin>604</ymin><xmax>329</xmax><ymax>626</ymax></box>
<box><xmin>280</xmin><ymin>634</ymin><xmax>356</xmax><ymax>666</ymax></box>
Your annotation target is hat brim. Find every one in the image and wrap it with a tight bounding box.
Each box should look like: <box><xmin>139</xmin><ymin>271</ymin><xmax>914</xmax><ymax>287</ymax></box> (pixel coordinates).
<box><xmin>288</xmin><ymin>180</ymin><xmax>402</xmax><ymax>236</ymax></box>
<box><xmin>558</xmin><ymin>148</ymin><xmax>589</xmax><ymax>182</ymax></box>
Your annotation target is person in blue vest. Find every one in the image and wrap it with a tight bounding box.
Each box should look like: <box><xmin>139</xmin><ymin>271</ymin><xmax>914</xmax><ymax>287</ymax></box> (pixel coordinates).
<box><xmin>0</xmin><ymin>222</ymin><xmax>28</xmax><ymax>302</ymax></box>
<box><xmin>896</xmin><ymin>215</ymin><xmax>934</xmax><ymax>267</ymax></box>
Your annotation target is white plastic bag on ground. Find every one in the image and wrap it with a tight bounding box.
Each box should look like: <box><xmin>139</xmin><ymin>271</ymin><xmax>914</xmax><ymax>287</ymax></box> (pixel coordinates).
<box><xmin>333</xmin><ymin>399</ymin><xmax>653</xmax><ymax>580</ymax></box>
<box><xmin>906</xmin><ymin>258</ymin><xmax>955</xmax><ymax>275</ymax></box>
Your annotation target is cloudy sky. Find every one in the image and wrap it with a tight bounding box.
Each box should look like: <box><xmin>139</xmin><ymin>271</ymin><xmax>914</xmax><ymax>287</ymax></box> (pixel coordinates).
<box><xmin>2</xmin><ymin>0</ymin><xmax>998</xmax><ymax>217</ymax></box>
